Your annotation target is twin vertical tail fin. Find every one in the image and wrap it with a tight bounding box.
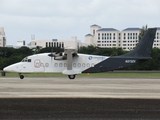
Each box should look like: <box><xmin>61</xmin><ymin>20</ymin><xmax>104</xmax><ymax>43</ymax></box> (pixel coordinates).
<box><xmin>122</xmin><ymin>28</ymin><xmax>157</xmax><ymax>57</ymax></box>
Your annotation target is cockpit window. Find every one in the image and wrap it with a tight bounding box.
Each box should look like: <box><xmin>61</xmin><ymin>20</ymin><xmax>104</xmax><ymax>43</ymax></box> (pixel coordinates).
<box><xmin>21</xmin><ymin>57</ymin><xmax>31</xmax><ymax>62</ymax></box>
<box><xmin>28</xmin><ymin>59</ymin><xmax>31</xmax><ymax>62</ymax></box>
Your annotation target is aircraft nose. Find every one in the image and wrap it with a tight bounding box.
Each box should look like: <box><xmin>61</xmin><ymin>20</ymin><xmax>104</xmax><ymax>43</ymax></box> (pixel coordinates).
<box><xmin>3</xmin><ymin>66</ymin><xmax>12</xmax><ymax>72</ymax></box>
<box><xmin>3</xmin><ymin>65</ymin><xmax>16</xmax><ymax>72</ymax></box>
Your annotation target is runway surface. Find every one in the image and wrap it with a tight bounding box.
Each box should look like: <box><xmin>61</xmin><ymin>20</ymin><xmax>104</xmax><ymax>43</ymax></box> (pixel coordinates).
<box><xmin>0</xmin><ymin>77</ymin><xmax>160</xmax><ymax>119</ymax></box>
<box><xmin>0</xmin><ymin>77</ymin><xmax>160</xmax><ymax>98</ymax></box>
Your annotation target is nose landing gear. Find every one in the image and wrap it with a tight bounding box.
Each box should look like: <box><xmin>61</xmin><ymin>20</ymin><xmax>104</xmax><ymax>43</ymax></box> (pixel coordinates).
<box><xmin>19</xmin><ymin>73</ymin><xmax>24</xmax><ymax>79</ymax></box>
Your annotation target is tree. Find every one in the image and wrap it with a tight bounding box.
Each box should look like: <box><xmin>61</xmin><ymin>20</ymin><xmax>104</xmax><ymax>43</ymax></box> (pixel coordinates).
<box><xmin>32</xmin><ymin>46</ymin><xmax>42</xmax><ymax>54</ymax></box>
<box><xmin>138</xmin><ymin>25</ymin><xmax>148</xmax><ymax>41</ymax></box>
<box><xmin>78</xmin><ymin>45</ymin><xmax>126</xmax><ymax>56</ymax></box>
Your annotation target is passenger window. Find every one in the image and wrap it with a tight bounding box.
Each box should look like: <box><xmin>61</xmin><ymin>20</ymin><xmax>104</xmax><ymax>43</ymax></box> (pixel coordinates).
<box><xmin>59</xmin><ymin>63</ymin><xmax>62</xmax><ymax>67</ymax></box>
<box><xmin>64</xmin><ymin>63</ymin><xmax>67</xmax><ymax>67</ymax></box>
<box><xmin>41</xmin><ymin>63</ymin><xmax>44</xmax><ymax>67</ymax></box>
<box><xmin>55</xmin><ymin>63</ymin><xmax>58</xmax><ymax>67</ymax></box>
<box><xmin>73</xmin><ymin>63</ymin><xmax>76</xmax><ymax>67</ymax></box>
<box><xmin>82</xmin><ymin>63</ymin><xmax>85</xmax><ymax>67</ymax></box>
<box><xmin>78</xmin><ymin>63</ymin><xmax>81</xmax><ymax>67</ymax></box>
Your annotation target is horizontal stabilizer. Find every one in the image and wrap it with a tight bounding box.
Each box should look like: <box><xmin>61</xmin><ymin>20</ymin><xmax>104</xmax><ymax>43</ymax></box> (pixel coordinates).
<box><xmin>62</xmin><ymin>69</ymin><xmax>81</xmax><ymax>75</ymax></box>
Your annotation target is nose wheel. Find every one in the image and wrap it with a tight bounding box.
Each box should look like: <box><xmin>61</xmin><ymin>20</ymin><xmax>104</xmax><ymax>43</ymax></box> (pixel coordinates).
<box><xmin>19</xmin><ymin>74</ymin><xmax>24</xmax><ymax>79</ymax></box>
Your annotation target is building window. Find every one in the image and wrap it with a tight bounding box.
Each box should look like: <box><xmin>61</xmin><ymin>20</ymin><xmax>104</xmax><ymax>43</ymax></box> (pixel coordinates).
<box><xmin>98</xmin><ymin>33</ymin><xmax>100</xmax><ymax>40</ymax></box>
<box><xmin>54</xmin><ymin>42</ymin><xmax>56</xmax><ymax>47</ymax></box>
<box><xmin>62</xmin><ymin>42</ymin><xmax>64</xmax><ymax>48</ymax></box>
<box><xmin>110</xmin><ymin>33</ymin><xmax>112</xmax><ymax>39</ymax></box>
<box><xmin>59</xmin><ymin>42</ymin><xmax>61</xmax><ymax>48</ymax></box>
<box><xmin>102</xmin><ymin>33</ymin><xmax>104</xmax><ymax>40</ymax></box>
<box><xmin>93</xmin><ymin>30</ymin><xmax>95</xmax><ymax>35</ymax></box>
<box><xmin>157</xmin><ymin>33</ymin><xmax>159</xmax><ymax>39</ymax></box>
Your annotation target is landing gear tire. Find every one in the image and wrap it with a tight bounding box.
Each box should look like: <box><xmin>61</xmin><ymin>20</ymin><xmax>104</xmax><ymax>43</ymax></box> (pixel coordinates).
<box><xmin>68</xmin><ymin>75</ymin><xmax>76</xmax><ymax>79</ymax></box>
<box><xmin>20</xmin><ymin>75</ymin><xmax>24</xmax><ymax>79</ymax></box>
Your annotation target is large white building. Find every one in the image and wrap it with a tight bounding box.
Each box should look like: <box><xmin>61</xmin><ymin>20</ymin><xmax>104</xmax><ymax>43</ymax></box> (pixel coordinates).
<box><xmin>120</xmin><ymin>28</ymin><xmax>141</xmax><ymax>50</ymax></box>
<box><xmin>17</xmin><ymin>40</ymin><xmax>25</xmax><ymax>46</ymax></box>
<box><xmin>28</xmin><ymin>36</ymin><xmax>83</xmax><ymax>49</ymax></box>
<box><xmin>0</xmin><ymin>27</ymin><xmax>6</xmax><ymax>47</ymax></box>
<box><xmin>85</xmin><ymin>24</ymin><xmax>160</xmax><ymax>51</ymax></box>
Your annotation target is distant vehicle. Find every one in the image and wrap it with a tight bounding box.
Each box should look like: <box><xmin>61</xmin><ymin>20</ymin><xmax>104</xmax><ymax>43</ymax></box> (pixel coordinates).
<box><xmin>3</xmin><ymin>28</ymin><xmax>157</xmax><ymax>79</ymax></box>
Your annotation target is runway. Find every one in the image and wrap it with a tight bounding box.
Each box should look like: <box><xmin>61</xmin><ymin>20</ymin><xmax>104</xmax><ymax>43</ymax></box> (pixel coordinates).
<box><xmin>0</xmin><ymin>77</ymin><xmax>160</xmax><ymax>119</ymax></box>
<box><xmin>0</xmin><ymin>77</ymin><xmax>160</xmax><ymax>98</ymax></box>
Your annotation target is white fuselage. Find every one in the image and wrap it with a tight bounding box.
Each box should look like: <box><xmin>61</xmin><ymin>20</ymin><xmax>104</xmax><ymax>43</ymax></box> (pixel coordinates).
<box><xmin>3</xmin><ymin>53</ymin><xmax>108</xmax><ymax>75</ymax></box>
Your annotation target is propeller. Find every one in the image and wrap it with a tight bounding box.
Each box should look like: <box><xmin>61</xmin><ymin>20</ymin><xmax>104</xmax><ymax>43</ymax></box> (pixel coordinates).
<box><xmin>48</xmin><ymin>47</ymin><xmax>55</xmax><ymax>61</ymax></box>
<box><xmin>48</xmin><ymin>49</ymin><xmax>62</xmax><ymax>61</ymax></box>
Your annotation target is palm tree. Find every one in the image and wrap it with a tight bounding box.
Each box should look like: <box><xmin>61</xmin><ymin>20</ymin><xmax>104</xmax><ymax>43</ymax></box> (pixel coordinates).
<box><xmin>138</xmin><ymin>25</ymin><xmax>148</xmax><ymax>41</ymax></box>
<box><xmin>33</xmin><ymin>46</ymin><xmax>41</xmax><ymax>54</ymax></box>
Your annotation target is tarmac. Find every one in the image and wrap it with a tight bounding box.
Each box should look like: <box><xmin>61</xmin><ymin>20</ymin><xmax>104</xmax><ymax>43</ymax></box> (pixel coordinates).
<box><xmin>0</xmin><ymin>77</ymin><xmax>160</xmax><ymax>119</ymax></box>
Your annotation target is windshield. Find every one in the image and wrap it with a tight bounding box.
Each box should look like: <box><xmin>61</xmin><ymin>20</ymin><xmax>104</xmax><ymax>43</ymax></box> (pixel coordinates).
<box><xmin>21</xmin><ymin>57</ymin><xmax>31</xmax><ymax>62</ymax></box>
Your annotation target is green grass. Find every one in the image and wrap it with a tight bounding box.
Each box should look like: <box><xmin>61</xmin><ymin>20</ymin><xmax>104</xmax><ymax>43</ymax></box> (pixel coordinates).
<box><xmin>2</xmin><ymin>71</ymin><xmax>160</xmax><ymax>78</ymax></box>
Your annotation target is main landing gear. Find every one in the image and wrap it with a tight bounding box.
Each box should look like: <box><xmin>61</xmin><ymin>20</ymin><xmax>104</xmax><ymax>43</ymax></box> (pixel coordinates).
<box><xmin>68</xmin><ymin>75</ymin><xmax>76</xmax><ymax>79</ymax></box>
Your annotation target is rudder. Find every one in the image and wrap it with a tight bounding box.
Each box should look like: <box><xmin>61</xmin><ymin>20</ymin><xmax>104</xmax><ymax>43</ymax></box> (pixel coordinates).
<box><xmin>122</xmin><ymin>28</ymin><xmax>157</xmax><ymax>57</ymax></box>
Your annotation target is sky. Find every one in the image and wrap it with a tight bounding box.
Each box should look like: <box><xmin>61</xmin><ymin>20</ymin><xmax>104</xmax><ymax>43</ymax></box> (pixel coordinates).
<box><xmin>0</xmin><ymin>0</ymin><xmax>160</xmax><ymax>46</ymax></box>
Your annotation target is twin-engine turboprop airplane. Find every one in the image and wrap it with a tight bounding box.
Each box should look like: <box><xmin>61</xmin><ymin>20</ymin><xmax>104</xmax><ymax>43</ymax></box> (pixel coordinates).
<box><xmin>3</xmin><ymin>28</ymin><xmax>157</xmax><ymax>79</ymax></box>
